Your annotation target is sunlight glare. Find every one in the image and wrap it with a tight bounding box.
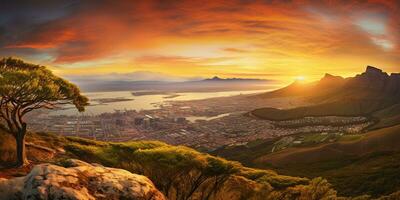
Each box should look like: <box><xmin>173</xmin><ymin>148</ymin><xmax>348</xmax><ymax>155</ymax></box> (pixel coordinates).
<box><xmin>295</xmin><ymin>76</ymin><xmax>306</xmax><ymax>81</ymax></box>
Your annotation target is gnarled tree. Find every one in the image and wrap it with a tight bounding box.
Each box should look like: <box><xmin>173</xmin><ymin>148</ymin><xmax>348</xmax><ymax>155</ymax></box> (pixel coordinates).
<box><xmin>0</xmin><ymin>57</ymin><xmax>89</xmax><ymax>167</ymax></box>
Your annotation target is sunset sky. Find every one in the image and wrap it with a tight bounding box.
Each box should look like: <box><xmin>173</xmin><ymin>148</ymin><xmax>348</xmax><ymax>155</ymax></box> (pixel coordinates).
<box><xmin>1</xmin><ymin>0</ymin><xmax>399</xmax><ymax>84</ymax></box>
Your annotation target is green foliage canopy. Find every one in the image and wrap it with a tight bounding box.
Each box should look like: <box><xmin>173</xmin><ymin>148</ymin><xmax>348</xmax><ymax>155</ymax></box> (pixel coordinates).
<box><xmin>0</xmin><ymin>57</ymin><xmax>89</xmax><ymax>134</ymax></box>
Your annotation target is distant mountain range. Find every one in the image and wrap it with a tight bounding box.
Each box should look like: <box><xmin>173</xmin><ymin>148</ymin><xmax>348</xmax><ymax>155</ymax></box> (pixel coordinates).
<box><xmin>204</xmin><ymin>76</ymin><xmax>266</xmax><ymax>82</ymax></box>
<box><xmin>252</xmin><ymin>66</ymin><xmax>400</xmax><ymax>126</ymax></box>
<box><xmin>70</xmin><ymin>75</ymin><xmax>275</xmax><ymax>92</ymax></box>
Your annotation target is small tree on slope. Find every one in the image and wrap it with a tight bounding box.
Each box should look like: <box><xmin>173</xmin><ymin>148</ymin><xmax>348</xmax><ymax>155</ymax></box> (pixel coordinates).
<box><xmin>0</xmin><ymin>57</ymin><xmax>89</xmax><ymax>167</ymax></box>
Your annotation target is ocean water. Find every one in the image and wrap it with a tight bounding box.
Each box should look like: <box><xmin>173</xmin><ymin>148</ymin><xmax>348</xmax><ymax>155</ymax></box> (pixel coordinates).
<box><xmin>52</xmin><ymin>90</ymin><xmax>268</xmax><ymax>116</ymax></box>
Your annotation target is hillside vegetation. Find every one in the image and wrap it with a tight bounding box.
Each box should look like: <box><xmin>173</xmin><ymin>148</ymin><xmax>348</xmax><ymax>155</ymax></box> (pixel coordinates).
<box><xmin>252</xmin><ymin>99</ymin><xmax>390</xmax><ymax>120</ymax></box>
<box><xmin>369</xmin><ymin>103</ymin><xmax>400</xmax><ymax>130</ymax></box>
<box><xmin>0</xmin><ymin>131</ymin><xmax>400</xmax><ymax>200</ymax></box>
<box><xmin>3</xmin><ymin>131</ymin><xmax>400</xmax><ymax>199</ymax></box>
<box><xmin>0</xmin><ymin>131</ymin><xmax>345</xmax><ymax>200</ymax></box>
<box><xmin>215</xmin><ymin>125</ymin><xmax>400</xmax><ymax>198</ymax></box>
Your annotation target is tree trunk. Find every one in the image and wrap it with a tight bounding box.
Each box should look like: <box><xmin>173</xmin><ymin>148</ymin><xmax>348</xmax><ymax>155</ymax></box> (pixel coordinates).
<box><xmin>15</xmin><ymin>127</ymin><xmax>29</xmax><ymax>167</ymax></box>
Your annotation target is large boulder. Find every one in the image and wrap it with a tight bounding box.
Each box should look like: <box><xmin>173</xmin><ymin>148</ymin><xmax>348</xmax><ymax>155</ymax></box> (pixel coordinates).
<box><xmin>0</xmin><ymin>159</ymin><xmax>165</xmax><ymax>200</ymax></box>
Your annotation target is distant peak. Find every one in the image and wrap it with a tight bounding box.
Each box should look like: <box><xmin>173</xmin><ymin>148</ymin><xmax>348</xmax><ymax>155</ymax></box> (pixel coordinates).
<box><xmin>204</xmin><ymin>76</ymin><xmax>223</xmax><ymax>81</ymax></box>
<box><xmin>361</xmin><ymin>66</ymin><xmax>389</xmax><ymax>79</ymax></box>
<box><xmin>320</xmin><ymin>73</ymin><xmax>343</xmax><ymax>81</ymax></box>
<box><xmin>211</xmin><ymin>76</ymin><xmax>221</xmax><ymax>80</ymax></box>
<box><xmin>324</xmin><ymin>73</ymin><xmax>334</xmax><ymax>78</ymax></box>
<box><xmin>365</xmin><ymin>66</ymin><xmax>383</xmax><ymax>74</ymax></box>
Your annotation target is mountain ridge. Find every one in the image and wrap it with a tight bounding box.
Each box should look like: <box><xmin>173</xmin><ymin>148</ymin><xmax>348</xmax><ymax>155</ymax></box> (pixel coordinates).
<box><xmin>252</xmin><ymin>66</ymin><xmax>400</xmax><ymax>121</ymax></box>
<box><xmin>72</xmin><ymin>76</ymin><xmax>273</xmax><ymax>92</ymax></box>
<box><xmin>203</xmin><ymin>76</ymin><xmax>267</xmax><ymax>81</ymax></box>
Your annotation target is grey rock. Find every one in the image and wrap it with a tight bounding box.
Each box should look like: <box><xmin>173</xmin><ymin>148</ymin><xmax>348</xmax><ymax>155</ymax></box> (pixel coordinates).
<box><xmin>0</xmin><ymin>160</ymin><xmax>166</xmax><ymax>200</ymax></box>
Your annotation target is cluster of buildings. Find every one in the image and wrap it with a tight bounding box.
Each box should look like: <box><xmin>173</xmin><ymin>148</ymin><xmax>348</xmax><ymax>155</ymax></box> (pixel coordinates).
<box><xmin>27</xmin><ymin>110</ymin><xmax>189</xmax><ymax>142</ymax></box>
<box><xmin>26</xmin><ymin>96</ymin><xmax>374</xmax><ymax>150</ymax></box>
<box><xmin>273</xmin><ymin>116</ymin><xmax>370</xmax><ymax>128</ymax></box>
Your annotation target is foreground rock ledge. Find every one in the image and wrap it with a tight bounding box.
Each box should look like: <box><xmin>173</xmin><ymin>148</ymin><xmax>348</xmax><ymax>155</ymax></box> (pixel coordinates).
<box><xmin>0</xmin><ymin>159</ymin><xmax>165</xmax><ymax>200</ymax></box>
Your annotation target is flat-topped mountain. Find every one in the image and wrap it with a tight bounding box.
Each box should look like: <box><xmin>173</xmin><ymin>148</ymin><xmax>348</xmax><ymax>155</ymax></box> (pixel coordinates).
<box><xmin>346</xmin><ymin>66</ymin><xmax>399</xmax><ymax>94</ymax></box>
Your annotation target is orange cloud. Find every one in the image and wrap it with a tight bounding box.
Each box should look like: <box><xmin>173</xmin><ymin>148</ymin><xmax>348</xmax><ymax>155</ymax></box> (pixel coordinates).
<box><xmin>0</xmin><ymin>0</ymin><xmax>399</xmax><ymax>82</ymax></box>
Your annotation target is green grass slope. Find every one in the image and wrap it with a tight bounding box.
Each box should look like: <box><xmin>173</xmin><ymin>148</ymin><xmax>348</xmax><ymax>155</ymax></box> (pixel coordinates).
<box><xmin>369</xmin><ymin>103</ymin><xmax>400</xmax><ymax>130</ymax></box>
<box><xmin>1</xmin><ymin>131</ymin><xmax>348</xmax><ymax>200</ymax></box>
<box><xmin>251</xmin><ymin>98</ymin><xmax>398</xmax><ymax>121</ymax></box>
<box><xmin>3</xmin><ymin>130</ymin><xmax>400</xmax><ymax>199</ymax></box>
<box><xmin>216</xmin><ymin>125</ymin><xmax>400</xmax><ymax>198</ymax></box>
